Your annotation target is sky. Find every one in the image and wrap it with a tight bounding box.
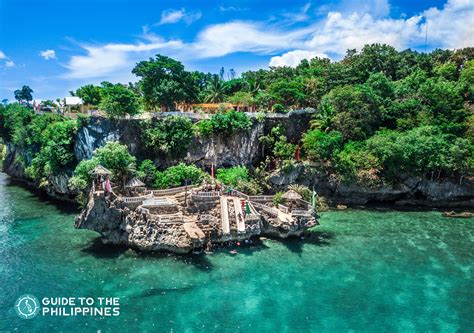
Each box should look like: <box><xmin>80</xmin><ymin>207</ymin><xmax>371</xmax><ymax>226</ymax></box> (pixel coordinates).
<box><xmin>0</xmin><ymin>0</ymin><xmax>473</xmax><ymax>100</ymax></box>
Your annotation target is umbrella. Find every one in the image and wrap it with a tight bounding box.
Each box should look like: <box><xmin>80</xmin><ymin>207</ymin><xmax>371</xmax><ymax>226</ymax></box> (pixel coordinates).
<box><xmin>125</xmin><ymin>177</ymin><xmax>145</xmax><ymax>188</ymax></box>
<box><xmin>282</xmin><ymin>190</ymin><xmax>302</xmax><ymax>201</ymax></box>
<box><xmin>90</xmin><ymin>165</ymin><xmax>111</xmax><ymax>176</ymax></box>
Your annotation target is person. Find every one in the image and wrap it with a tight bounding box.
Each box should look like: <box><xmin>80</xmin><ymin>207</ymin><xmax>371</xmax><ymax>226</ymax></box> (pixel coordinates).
<box><xmin>104</xmin><ymin>175</ymin><xmax>112</xmax><ymax>196</ymax></box>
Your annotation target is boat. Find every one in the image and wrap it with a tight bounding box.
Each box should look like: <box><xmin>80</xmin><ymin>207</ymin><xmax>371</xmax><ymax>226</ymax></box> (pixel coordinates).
<box><xmin>442</xmin><ymin>211</ymin><xmax>473</xmax><ymax>218</ymax></box>
<box><xmin>229</xmin><ymin>250</ymin><xmax>239</xmax><ymax>255</ymax></box>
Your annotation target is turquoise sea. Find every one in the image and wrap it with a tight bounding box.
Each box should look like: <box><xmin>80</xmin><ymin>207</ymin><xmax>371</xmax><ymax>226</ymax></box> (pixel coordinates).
<box><xmin>0</xmin><ymin>172</ymin><xmax>473</xmax><ymax>332</ymax></box>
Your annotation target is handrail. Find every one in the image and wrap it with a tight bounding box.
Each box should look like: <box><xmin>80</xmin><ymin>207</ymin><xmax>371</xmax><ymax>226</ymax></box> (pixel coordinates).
<box><xmin>291</xmin><ymin>209</ymin><xmax>312</xmax><ymax>216</ymax></box>
<box><xmin>278</xmin><ymin>203</ymin><xmax>289</xmax><ymax>213</ymax></box>
<box><xmin>191</xmin><ymin>191</ymin><xmax>221</xmax><ymax>197</ymax></box>
<box><xmin>249</xmin><ymin>195</ymin><xmax>274</xmax><ymax>202</ymax></box>
<box><xmin>251</xmin><ymin>201</ymin><xmax>280</xmax><ymax>216</ymax></box>
<box><xmin>152</xmin><ymin>185</ymin><xmax>196</xmax><ymax>196</ymax></box>
<box><xmin>123</xmin><ymin>193</ymin><xmax>152</xmax><ymax>203</ymax></box>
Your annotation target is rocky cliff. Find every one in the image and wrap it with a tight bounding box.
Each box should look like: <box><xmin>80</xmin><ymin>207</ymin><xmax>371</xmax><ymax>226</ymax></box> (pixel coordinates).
<box><xmin>2</xmin><ymin>110</ymin><xmax>473</xmax><ymax>208</ymax></box>
<box><xmin>268</xmin><ymin>164</ymin><xmax>474</xmax><ymax>208</ymax></box>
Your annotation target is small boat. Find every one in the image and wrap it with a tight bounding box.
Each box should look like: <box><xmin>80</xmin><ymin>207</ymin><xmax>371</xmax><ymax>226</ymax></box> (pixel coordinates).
<box><xmin>229</xmin><ymin>250</ymin><xmax>239</xmax><ymax>255</ymax></box>
<box><xmin>442</xmin><ymin>211</ymin><xmax>473</xmax><ymax>218</ymax></box>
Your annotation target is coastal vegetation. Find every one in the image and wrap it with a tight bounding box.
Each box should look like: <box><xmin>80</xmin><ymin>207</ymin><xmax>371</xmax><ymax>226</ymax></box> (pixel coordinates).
<box><xmin>1</xmin><ymin>44</ymin><xmax>473</xmax><ymax>203</ymax></box>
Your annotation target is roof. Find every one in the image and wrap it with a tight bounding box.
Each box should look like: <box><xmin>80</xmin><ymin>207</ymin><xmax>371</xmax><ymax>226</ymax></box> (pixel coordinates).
<box><xmin>64</xmin><ymin>96</ymin><xmax>83</xmax><ymax>105</ymax></box>
<box><xmin>125</xmin><ymin>177</ymin><xmax>145</xmax><ymax>188</ymax></box>
<box><xmin>282</xmin><ymin>189</ymin><xmax>302</xmax><ymax>200</ymax></box>
<box><xmin>90</xmin><ymin>165</ymin><xmax>111</xmax><ymax>175</ymax></box>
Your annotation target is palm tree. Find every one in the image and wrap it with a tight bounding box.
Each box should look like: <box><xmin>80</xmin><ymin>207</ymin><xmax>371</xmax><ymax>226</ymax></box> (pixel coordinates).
<box><xmin>310</xmin><ymin>100</ymin><xmax>334</xmax><ymax>132</ymax></box>
<box><xmin>204</xmin><ymin>75</ymin><xmax>227</xmax><ymax>103</ymax></box>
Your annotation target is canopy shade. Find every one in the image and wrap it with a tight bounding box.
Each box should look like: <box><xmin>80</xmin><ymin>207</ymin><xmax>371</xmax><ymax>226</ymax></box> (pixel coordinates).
<box><xmin>90</xmin><ymin>165</ymin><xmax>111</xmax><ymax>176</ymax></box>
<box><xmin>125</xmin><ymin>177</ymin><xmax>145</xmax><ymax>188</ymax></box>
<box><xmin>282</xmin><ymin>189</ymin><xmax>302</xmax><ymax>200</ymax></box>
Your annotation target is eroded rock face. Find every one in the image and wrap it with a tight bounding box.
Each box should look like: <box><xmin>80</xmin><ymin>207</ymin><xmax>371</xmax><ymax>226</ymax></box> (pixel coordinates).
<box><xmin>268</xmin><ymin>164</ymin><xmax>474</xmax><ymax>207</ymax></box>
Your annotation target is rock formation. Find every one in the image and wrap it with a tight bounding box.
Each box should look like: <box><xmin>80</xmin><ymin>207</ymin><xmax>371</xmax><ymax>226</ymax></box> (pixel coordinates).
<box><xmin>75</xmin><ymin>186</ymin><xmax>318</xmax><ymax>253</ymax></box>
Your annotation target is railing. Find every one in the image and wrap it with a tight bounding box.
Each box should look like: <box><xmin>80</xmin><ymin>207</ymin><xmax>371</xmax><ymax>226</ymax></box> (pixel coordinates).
<box><xmin>142</xmin><ymin>197</ymin><xmax>177</xmax><ymax>207</ymax></box>
<box><xmin>123</xmin><ymin>194</ymin><xmax>152</xmax><ymax>203</ymax></box>
<box><xmin>291</xmin><ymin>209</ymin><xmax>312</xmax><ymax>217</ymax></box>
<box><xmin>249</xmin><ymin>195</ymin><xmax>274</xmax><ymax>202</ymax></box>
<box><xmin>245</xmin><ymin>214</ymin><xmax>261</xmax><ymax>222</ymax></box>
<box><xmin>191</xmin><ymin>191</ymin><xmax>221</xmax><ymax>198</ymax></box>
<box><xmin>297</xmin><ymin>198</ymin><xmax>313</xmax><ymax>210</ymax></box>
<box><xmin>158</xmin><ymin>215</ymin><xmax>184</xmax><ymax>223</ymax></box>
<box><xmin>226</xmin><ymin>189</ymin><xmax>249</xmax><ymax>200</ymax></box>
<box><xmin>251</xmin><ymin>201</ymin><xmax>280</xmax><ymax>216</ymax></box>
<box><xmin>152</xmin><ymin>185</ymin><xmax>196</xmax><ymax>196</ymax></box>
<box><xmin>278</xmin><ymin>204</ymin><xmax>289</xmax><ymax>213</ymax></box>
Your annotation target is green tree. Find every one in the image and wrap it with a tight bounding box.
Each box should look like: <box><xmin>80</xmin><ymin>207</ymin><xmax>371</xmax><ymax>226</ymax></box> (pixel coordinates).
<box><xmin>14</xmin><ymin>86</ymin><xmax>33</xmax><ymax>105</ymax></box>
<box><xmin>302</xmin><ymin>129</ymin><xmax>343</xmax><ymax>161</ymax></box>
<box><xmin>132</xmin><ymin>54</ymin><xmax>190</xmax><ymax>110</ymax></box>
<box><xmin>154</xmin><ymin>163</ymin><xmax>206</xmax><ymax>189</ymax></box>
<box><xmin>135</xmin><ymin>159</ymin><xmax>158</xmax><ymax>185</ymax></box>
<box><xmin>204</xmin><ymin>75</ymin><xmax>227</xmax><ymax>102</ymax></box>
<box><xmin>74</xmin><ymin>84</ymin><xmax>102</xmax><ymax>106</ymax></box>
<box><xmin>94</xmin><ymin>142</ymin><xmax>136</xmax><ymax>187</ymax></box>
<box><xmin>217</xmin><ymin>166</ymin><xmax>249</xmax><ymax>186</ymax></box>
<box><xmin>99</xmin><ymin>82</ymin><xmax>139</xmax><ymax>118</ymax></box>
<box><xmin>143</xmin><ymin>116</ymin><xmax>194</xmax><ymax>156</ymax></box>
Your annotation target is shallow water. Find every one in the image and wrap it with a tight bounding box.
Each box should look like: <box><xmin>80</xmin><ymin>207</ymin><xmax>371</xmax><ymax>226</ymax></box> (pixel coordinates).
<box><xmin>0</xmin><ymin>172</ymin><xmax>473</xmax><ymax>332</ymax></box>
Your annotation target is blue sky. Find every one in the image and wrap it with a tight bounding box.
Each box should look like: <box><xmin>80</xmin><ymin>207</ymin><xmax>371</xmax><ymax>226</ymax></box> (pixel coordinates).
<box><xmin>0</xmin><ymin>0</ymin><xmax>472</xmax><ymax>100</ymax></box>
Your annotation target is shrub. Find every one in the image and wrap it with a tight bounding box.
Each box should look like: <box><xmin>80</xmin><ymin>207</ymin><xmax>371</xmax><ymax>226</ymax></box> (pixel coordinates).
<box><xmin>302</xmin><ymin>129</ymin><xmax>343</xmax><ymax>161</ymax></box>
<box><xmin>273</xmin><ymin>136</ymin><xmax>296</xmax><ymax>160</ymax></box>
<box><xmin>216</xmin><ymin>166</ymin><xmax>249</xmax><ymax>186</ymax></box>
<box><xmin>143</xmin><ymin>116</ymin><xmax>193</xmax><ymax>156</ymax></box>
<box><xmin>135</xmin><ymin>159</ymin><xmax>157</xmax><ymax>185</ymax></box>
<box><xmin>193</xmin><ymin>119</ymin><xmax>214</xmax><ymax>137</ymax></box>
<box><xmin>273</xmin><ymin>104</ymin><xmax>285</xmax><ymax>113</ymax></box>
<box><xmin>272</xmin><ymin>191</ymin><xmax>284</xmax><ymax>205</ymax></box>
<box><xmin>94</xmin><ymin>142</ymin><xmax>136</xmax><ymax>186</ymax></box>
<box><xmin>154</xmin><ymin>163</ymin><xmax>206</xmax><ymax>189</ymax></box>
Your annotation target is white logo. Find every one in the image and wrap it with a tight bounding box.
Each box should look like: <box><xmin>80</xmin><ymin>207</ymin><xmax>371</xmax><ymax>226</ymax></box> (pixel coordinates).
<box><xmin>14</xmin><ymin>294</ymin><xmax>40</xmax><ymax>319</ymax></box>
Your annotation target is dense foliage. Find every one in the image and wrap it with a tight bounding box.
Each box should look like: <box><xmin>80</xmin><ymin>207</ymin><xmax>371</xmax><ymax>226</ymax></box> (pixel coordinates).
<box><xmin>0</xmin><ymin>104</ymin><xmax>78</xmax><ymax>183</ymax></box>
<box><xmin>143</xmin><ymin>116</ymin><xmax>194</xmax><ymax>156</ymax></box>
<box><xmin>70</xmin><ymin>142</ymin><xmax>136</xmax><ymax>190</ymax></box>
<box><xmin>99</xmin><ymin>82</ymin><xmax>140</xmax><ymax>118</ymax></box>
<box><xmin>154</xmin><ymin>163</ymin><xmax>206</xmax><ymax>189</ymax></box>
<box><xmin>194</xmin><ymin>110</ymin><xmax>252</xmax><ymax>137</ymax></box>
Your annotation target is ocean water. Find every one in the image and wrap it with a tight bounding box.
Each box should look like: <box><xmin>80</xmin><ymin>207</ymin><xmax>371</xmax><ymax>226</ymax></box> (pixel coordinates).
<box><xmin>0</xmin><ymin>172</ymin><xmax>472</xmax><ymax>332</ymax></box>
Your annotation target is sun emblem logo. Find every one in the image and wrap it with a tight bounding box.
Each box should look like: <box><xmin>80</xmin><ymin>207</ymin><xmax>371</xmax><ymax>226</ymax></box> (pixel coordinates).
<box><xmin>14</xmin><ymin>294</ymin><xmax>40</xmax><ymax>319</ymax></box>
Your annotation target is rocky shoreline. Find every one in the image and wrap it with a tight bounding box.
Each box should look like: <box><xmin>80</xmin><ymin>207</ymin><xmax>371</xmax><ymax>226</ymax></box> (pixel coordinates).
<box><xmin>75</xmin><ymin>186</ymin><xmax>317</xmax><ymax>253</ymax></box>
<box><xmin>2</xmin><ymin>111</ymin><xmax>473</xmax><ymax>209</ymax></box>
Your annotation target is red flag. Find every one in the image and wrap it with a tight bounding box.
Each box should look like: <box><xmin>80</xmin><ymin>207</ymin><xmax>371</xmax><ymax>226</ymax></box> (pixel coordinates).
<box><xmin>295</xmin><ymin>144</ymin><xmax>301</xmax><ymax>161</ymax></box>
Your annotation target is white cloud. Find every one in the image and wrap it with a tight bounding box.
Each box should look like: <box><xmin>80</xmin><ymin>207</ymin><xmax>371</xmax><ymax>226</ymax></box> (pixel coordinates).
<box><xmin>156</xmin><ymin>8</ymin><xmax>201</xmax><ymax>26</ymax></box>
<box><xmin>62</xmin><ymin>0</ymin><xmax>474</xmax><ymax>78</ymax></box>
<box><xmin>40</xmin><ymin>49</ymin><xmax>56</xmax><ymax>60</ymax></box>
<box><xmin>191</xmin><ymin>21</ymin><xmax>311</xmax><ymax>58</ymax></box>
<box><xmin>282</xmin><ymin>3</ymin><xmax>312</xmax><ymax>22</ymax></box>
<box><xmin>62</xmin><ymin>39</ymin><xmax>183</xmax><ymax>79</ymax></box>
<box><xmin>219</xmin><ymin>6</ymin><xmax>249</xmax><ymax>12</ymax></box>
<box><xmin>0</xmin><ymin>51</ymin><xmax>5</xmax><ymax>59</ymax></box>
<box><xmin>271</xmin><ymin>0</ymin><xmax>473</xmax><ymax>66</ymax></box>
<box><xmin>5</xmin><ymin>60</ymin><xmax>14</xmax><ymax>67</ymax></box>
<box><xmin>269</xmin><ymin>50</ymin><xmax>328</xmax><ymax>67</ymax></box>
